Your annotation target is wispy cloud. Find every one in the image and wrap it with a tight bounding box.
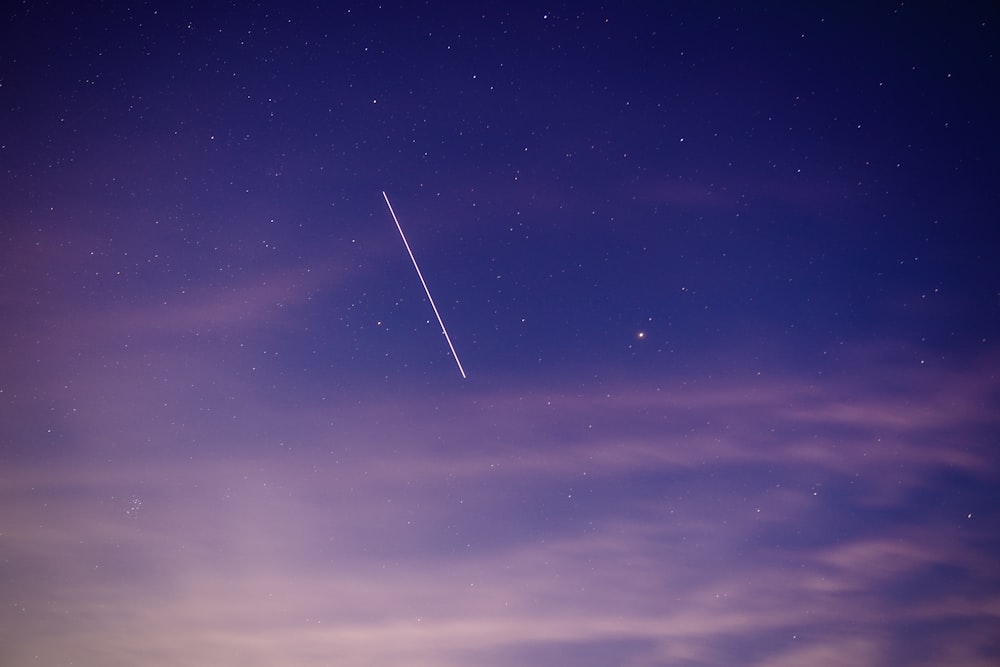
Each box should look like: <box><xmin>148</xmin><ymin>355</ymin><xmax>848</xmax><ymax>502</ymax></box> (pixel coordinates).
<box><xmin>2</xmin><ymin>346</ymin><xmax>997</xmax><ymax>665</ymax></box>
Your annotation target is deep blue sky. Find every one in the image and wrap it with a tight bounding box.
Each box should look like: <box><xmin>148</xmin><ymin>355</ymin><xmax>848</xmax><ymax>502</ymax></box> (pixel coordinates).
<box><xmin>2</xmin><ymin>3</ymin><xmax>999</xmax><ymax>666</ymax></box>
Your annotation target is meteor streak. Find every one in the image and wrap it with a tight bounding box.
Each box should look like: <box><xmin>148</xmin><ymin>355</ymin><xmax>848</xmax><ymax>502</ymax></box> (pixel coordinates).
<box><xmin>382</xmin><ymin>191</ymin><xmax>467</xmax><ymax>379</ymax></box>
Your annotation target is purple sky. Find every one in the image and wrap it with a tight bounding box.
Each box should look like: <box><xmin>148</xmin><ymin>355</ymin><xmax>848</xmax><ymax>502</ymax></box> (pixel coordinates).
<box><xmin>2</xmin><ymin>3</ymin><xmax>999</xmax><ymax>666</ymax></box>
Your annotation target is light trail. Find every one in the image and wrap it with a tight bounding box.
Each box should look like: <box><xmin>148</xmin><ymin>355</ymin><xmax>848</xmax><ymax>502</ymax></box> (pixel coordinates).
<box><xmin>382</xmin><ymin>191</ymin><xmax>467</xmax><ymax>379</ymax></box>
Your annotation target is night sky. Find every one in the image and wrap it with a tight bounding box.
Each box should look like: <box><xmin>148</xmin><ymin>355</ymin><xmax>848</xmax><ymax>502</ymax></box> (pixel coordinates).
<box><xmin>2</xmin><ymin>3</ymin><xmax>999</xmax><ymax>666</ymax></box>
